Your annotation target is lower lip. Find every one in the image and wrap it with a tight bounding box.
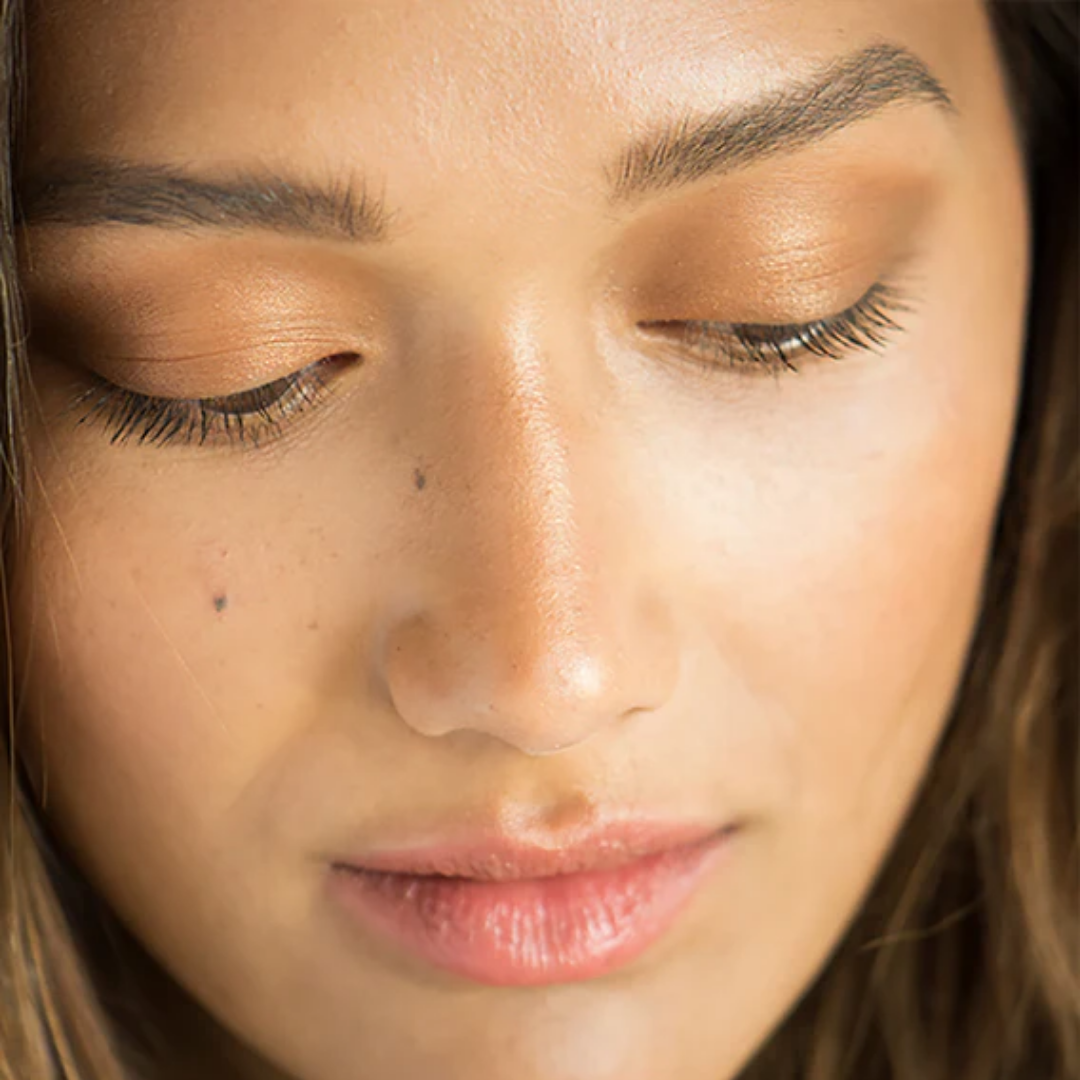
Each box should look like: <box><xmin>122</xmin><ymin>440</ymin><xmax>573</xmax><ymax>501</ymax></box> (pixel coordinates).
<box><xmin>329</xmin><ymin>833</ymin><xmax>730</xmax><ymax>987</ymax></box>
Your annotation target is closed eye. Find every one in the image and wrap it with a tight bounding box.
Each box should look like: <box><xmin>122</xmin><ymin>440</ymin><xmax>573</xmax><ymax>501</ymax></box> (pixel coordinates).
<box><xmin>639</xmin><ymin>282</ymin><xmax>911</xmax><ymax>373</ymax></box>
<box><xmin>71</xmin><ymin>351</ymin><xmax>361</xmax><ymax>448</ymax></box>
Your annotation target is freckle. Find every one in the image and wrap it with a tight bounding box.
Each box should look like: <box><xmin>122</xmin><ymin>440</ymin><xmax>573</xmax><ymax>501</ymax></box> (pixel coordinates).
<box><xmin>413</xmin><ymin>467</ymin><xmax>427</xmax><ymax>491</ymax></box>
<box><xmin>306</xmin><ymin>620</ymin><xmax>319</xmax><ymax>631</ymax></box>
<box><xmin>213</xmin><ymin>594</ymin><xmax>228</xmax><ymax>613</ymax></box>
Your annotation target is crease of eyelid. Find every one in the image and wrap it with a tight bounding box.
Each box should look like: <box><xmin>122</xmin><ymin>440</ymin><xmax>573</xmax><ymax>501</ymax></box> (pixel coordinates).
<box><xmin>27</xmin><ymin>325</ymin><xmax>363</xmax><ymax>366</ymax></box>
<box><xmin>641</xmin><ymin>279</ymin><xmax>909</xmax><ymax>335</ymax></box>
<box><xmin>66</xmin><ymin>339</ymin><xmax>362</xmax><ymax>368</ymax></box>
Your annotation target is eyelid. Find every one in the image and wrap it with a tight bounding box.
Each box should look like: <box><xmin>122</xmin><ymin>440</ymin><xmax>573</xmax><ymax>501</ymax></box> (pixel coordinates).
<box><xmin>71</xmin><ymin>329</ymin><xmax>364</xmax><ymax>396</ymax></box>
<box><xmin>64</xmin><ymin>272</ymin><xmax>912</xmax><ymax>451</ymax></box>
<box><xmin>71</xmin><ymin>351</ymin><xmax>359</xmax><ymax>449</ymax></box>
<box><xmin>639</xmin><ymin>280</ymin><xmax>912</xmax><ymax>372</ymax></box>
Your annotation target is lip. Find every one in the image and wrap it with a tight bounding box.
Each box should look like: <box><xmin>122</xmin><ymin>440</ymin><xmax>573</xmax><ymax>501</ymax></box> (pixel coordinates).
<box><xmin>327</xmin><ymin>821</ymin><xmax>736</xmax><ymax>986</ymax></box>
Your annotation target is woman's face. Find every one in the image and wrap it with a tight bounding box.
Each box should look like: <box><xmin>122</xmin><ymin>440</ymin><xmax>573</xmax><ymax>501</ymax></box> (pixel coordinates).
<box><xmin>15</xmin><ymin>2</ymin><xmax>1027</xmax><ymax>1078</ymax></box>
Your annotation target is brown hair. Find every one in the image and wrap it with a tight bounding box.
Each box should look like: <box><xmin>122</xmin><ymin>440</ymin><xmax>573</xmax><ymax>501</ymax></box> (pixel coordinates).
<box><xmin>0</xmin><ymin>4</ymin><xmax>1076</xmax><ymax>1079</ymax></box>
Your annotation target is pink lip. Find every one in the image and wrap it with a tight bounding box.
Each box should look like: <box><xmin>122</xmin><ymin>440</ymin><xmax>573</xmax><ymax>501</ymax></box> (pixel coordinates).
<box><xmin>327</xmin><ymin>822</ymin><xmax>736</xmax><ymax>986</ymax></box>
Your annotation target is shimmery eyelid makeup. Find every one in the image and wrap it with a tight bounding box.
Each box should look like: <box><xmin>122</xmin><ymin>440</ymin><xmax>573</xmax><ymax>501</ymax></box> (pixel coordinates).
<box><xmin>640</xmin><ymin>280</ymin><xmax>913</xmax><ymax>373</ymax></box>
<box><xmin>70</xmin><ymin>279</ymin><xmax>916</xmax><ymax>451</ymax></box>
<box><xmin>71</xmin><ymin>351</ymin><xmax>359</xmax><ymax>449</ymax></box>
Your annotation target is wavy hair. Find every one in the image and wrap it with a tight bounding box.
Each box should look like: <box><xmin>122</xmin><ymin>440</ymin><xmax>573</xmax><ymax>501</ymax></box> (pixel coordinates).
<box><xmin>0</xmin><ymin>4</ymin><xmax>1076</xmax><ymax>1079</ymax></box>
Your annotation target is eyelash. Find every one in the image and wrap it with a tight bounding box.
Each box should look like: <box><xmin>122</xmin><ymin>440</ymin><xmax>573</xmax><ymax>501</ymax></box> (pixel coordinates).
<box><xmin>72</xmin><ymin>352</ymin><xmax>358</xmax><ymax>449</ymax></box>
<box><xmin>640</xmin><ymin>281</ymin><xmax>909</xmax><ymax>373</ymax></box>
<box><xmin>74</xmin><ymin>283</ymin><xmax>908</xmax><ymax>450</ymax></box>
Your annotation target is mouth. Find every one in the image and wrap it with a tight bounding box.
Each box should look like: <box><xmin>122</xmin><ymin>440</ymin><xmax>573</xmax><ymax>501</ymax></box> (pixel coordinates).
<box><xmin>327</xmin><ymin>820</ymin><xmax>737</xmax><ymax>987</ymax></box>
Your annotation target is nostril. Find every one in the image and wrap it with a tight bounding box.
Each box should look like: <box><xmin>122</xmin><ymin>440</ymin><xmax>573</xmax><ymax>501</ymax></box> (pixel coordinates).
<box><xmin>380</xmin><ymin>600</ymin><xmax>674</xmax><ymax>757</ymax></box>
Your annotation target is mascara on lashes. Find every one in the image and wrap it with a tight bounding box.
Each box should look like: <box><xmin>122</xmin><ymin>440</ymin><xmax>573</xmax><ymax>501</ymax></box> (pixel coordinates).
<box><xmin>69</xmin><ymin>285</ymin><xmax>912</xmax><ymax>449</ymax></box>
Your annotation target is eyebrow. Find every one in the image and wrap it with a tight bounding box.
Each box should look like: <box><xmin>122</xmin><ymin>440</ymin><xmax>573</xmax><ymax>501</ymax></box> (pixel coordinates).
<box><xmin>17</xmin><ymin>43</ymin><xmax>953</xmax><ymax>240</ymax></box>
<box><xmin>611</xmin><ymin>43</ymin><xmax>955</xmax><ymax>200</ymax></box>
<box><xmin>17</xmin><ymin>162</ymin><xmax>392</xmax><ymax>242</ymax></box>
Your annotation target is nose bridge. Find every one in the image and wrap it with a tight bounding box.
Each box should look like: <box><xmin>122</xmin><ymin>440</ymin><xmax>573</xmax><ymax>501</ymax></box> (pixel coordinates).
<box><xmin>380</xmin><ymin>304</ymin><xmax>677</xmax><ymax>754</ymax></box>
<box><xmin>433</xmin><ymin>313</ymin><xmax>616</xmax><ymax>724</ymax></box>
<box><xmin>459</xmin><ymin>316</ymin><xmax>590</xmax><ymax>637</ymax></box>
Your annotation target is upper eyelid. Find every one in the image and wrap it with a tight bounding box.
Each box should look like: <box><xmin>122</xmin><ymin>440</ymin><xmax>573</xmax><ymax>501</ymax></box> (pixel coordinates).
<box><xmin>642</xmin><ymin>281</ymin><xmax>907</xmax><ymax>334</ymax></box>
<box><xmin>732</xmin><ymin>282</ymin><xmax>909</xmax><ymax>332</ymax></box>
<box><xmin>66</xmin><ymin>280</ymin><xmax>913</xmax><ymax>449</ymax></box>
<box><xmin>109</xmin><ymin>349</ymin><xmax>360</xmax><ymax>405</ymax></box>
<box><xmin>49</xmin><ymin>331</ymin><xmax>357</xmax><ymax>366</ymax></box>
<box><xmin>638</xmin><ymin>279</ymin><xmax>913</xmax><ymax>371</ymax></box>
<box><xmin>48</xmin><ymin>271</ymin><xmax>912</xmax><ymax>404</ymax></box>
<box><xmin>73</xmin><ymin>359</ymin><xmax>339</xmax><ymax>448</ymax></box>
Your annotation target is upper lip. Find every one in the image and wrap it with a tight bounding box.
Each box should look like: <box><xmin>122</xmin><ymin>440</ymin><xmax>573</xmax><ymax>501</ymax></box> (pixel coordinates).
<box><xmin>332</xmin><ymin>820</ymin><xmax>735</xmax><ymax>882</ymax></box>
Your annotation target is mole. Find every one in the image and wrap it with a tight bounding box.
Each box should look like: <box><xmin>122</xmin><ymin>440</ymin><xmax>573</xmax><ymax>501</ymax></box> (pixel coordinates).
<box><xmin>213</xmin><ymin>594</ymin><xmax>228</xmax><ymax>613</ymax></box>
<box><xmin>413</xmin><ymin>467</ymin><xmax>427</xmax><ymax>491</ymax></box>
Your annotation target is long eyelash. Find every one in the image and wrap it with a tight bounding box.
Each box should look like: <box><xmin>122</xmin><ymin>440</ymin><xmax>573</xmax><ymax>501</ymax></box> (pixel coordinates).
<box><xmin>646</xmin><ymin>282</ymin><xmax>911</xmax><ymax>373</ymax></box>
<box><xmin>72</xmin><ymin>353</ymin><xmax>355</xmax><ymax>449</ymax></box>
<box><xmin>73</xmin><ymin>283</ymin><xmax>905</xmax><ymax>449</ymax></box>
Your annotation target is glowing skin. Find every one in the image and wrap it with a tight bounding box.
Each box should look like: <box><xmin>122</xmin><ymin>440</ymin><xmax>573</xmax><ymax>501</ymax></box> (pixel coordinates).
<box><xmin>14</xmin><ymin>2</ymin><xmax>1027</xmax><ymax>1079</ymax></box>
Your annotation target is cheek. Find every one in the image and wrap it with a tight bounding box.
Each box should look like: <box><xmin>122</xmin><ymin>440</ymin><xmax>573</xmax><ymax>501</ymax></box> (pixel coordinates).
<box><xmin>11</xmin><ymin>457</ymin><xmax>324</xmax><ymax>898</ymax></box>
<box><xmin>645</xmin><ymin>213</ymin><xmax>1024</xmax><ymax>839</ymax></box>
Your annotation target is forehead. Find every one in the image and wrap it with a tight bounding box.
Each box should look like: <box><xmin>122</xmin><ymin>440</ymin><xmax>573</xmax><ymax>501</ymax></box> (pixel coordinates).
<box><xmin>25</xmin><ymin>0</ymin><xmax>978</xmax><ymax>180</ymax></box>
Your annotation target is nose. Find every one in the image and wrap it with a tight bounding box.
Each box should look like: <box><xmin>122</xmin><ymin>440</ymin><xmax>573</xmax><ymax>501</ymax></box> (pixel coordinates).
<box><xmin>379</xmin><ymin>318</ymin><xmax>680</xmax><ymax>756</ymax></box>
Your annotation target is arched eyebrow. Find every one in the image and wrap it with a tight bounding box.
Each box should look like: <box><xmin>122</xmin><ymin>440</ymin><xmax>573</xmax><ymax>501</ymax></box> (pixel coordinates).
<box><xmin>610</xmin><ymin>43</ymin><xmax>955</xmax><ymax>201</ymax></box>
<box><xmin>17</xmin><ymin>44</ymin><xmax>953</xmax><ymax>240</ymax></box>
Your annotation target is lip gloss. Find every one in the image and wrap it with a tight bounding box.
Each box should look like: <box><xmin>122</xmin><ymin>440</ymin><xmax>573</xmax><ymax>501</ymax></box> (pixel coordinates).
<box><xmin>329</xmin><ymin>830</ymin><xmax>730</xmax><ymax>986</ymax></box>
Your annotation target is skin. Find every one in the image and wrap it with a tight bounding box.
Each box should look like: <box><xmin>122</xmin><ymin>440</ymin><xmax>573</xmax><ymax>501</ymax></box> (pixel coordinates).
<box><xmin>13</xmin><ymin>1</ymin><xmax>1028</xmax><ymax>1078</ymax></box>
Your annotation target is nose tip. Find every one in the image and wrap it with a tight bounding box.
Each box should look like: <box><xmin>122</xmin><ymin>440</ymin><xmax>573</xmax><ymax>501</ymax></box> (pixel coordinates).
<box><xmin>375</xmin><ymin>312</ymin><xmax>680</xmax><ymax>755</ymax></box>
<box><xmin>381</xmin><ymin>590</ymin><xmax>677</xmax><ymax>756</ymax></box>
